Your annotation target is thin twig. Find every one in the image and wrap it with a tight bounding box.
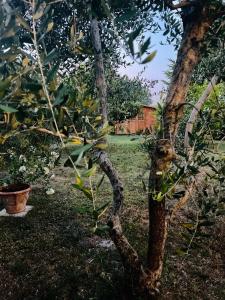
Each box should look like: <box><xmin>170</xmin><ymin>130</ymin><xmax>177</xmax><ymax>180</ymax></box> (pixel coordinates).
<box><xmin>30</xmin><ymin>0</ymin><xmax>79</xmax><ymax>175</ymax></box>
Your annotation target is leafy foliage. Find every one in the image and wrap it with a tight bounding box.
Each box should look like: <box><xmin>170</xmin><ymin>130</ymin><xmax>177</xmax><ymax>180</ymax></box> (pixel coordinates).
<box><xmin>64</xmin><ymin>67</ymin><xmax>154</xmax><ymax>123</ymax></box>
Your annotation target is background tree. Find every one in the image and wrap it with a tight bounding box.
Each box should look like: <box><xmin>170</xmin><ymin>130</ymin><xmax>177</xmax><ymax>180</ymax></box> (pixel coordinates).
<box><xmin>107</xmin><ymin>75</ymin><xmax>154</xmax><ymax>122</ymax></box>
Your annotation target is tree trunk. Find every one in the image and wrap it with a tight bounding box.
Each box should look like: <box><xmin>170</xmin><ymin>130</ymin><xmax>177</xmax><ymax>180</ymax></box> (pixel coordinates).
<box><xmin>90</xmin><ymin>17</ymin><xmax>108</xmax><ymax>124</ymax></box>
<box><xmin>184</xmin><ymin>75</ymin><xmax>219</xmax><ymax>149</ymax></box>
<box><xmin>163</xmin><ymin>16</ymin><xmax>213</xmax><ymax>140</ymax></box>
<box><xmin>147</xmin><ymin>12</ymin><xmax>213</xmax><ymax>291</ymax></box>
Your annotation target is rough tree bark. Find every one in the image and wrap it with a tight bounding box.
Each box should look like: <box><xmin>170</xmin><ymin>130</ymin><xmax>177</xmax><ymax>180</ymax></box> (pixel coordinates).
<box><xmin>163</xmin><ymin>17</ymin><xmax>213</xmax><ymax>140</ymax></box>
<box><xmin>147</xmin><ymin>5</ymin><xmax>215</xmax><ymax>292</ymax></box>
<box><xmin>184</xmin><ymin>75</ymin><xmax>219</xmax><ymax>149</ymax></box>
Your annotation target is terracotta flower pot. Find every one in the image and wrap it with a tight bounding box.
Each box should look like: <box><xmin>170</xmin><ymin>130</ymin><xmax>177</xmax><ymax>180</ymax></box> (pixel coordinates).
<box><xmin>0</xmin><ymin>184</ymin><xmax>31</xmax><ymax>214</ymax></box>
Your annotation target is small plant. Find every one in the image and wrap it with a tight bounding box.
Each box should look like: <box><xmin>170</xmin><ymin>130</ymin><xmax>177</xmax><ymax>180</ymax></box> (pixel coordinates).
<box><xmin>0</xmin><ymin>134</ymin><xmax>60</xmax><ymax>194</ymax></box>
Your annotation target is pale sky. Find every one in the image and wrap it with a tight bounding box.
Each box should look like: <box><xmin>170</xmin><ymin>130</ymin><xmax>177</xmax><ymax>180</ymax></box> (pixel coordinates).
<box><xmin>118</xmin><ymin>30</ymin><xmax>177</xmax><ymax>104</ymax></box>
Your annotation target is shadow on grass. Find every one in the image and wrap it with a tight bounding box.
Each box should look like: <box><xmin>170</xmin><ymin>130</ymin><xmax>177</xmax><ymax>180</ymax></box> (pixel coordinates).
<box><xmin>0</xmin><ymin>186</ymin><xmax>125</xmax><ymax>300</ymax></box>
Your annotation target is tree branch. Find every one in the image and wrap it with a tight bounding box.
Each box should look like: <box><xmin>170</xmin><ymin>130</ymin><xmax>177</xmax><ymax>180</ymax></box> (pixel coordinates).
<box><xmin>90</xmin><ymin>13</ymin><xmax>148</xmax><ymax>286</ymax></box>
<box><xmin>90</xmin><ymin>17</ymin><xmax>108</xmax><ymax>124</ymax></box>
<box><xmin>95</xmin><ymin>150</ymin><xmax>150</xmax><ymax>286</ymax></box>
<box><xmin>184</xmin><ymin>75</ymin><xmax>219</xmax><ymax>149</ymax></box>
<box><xmin>169</xmin><ymin>181</ymin><xmax>194</xmax><ymax>222</ymax></box>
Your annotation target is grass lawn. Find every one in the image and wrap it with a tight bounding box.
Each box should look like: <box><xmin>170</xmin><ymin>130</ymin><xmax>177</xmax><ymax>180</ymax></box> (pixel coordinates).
<box><xmin>0</xmin><ymin>136</ymin><xmax>225</xmax><ymax>299</ymax></box>
<box><xmin>107</xmin><ymin>134</ymin><xmax>142</xmax><ymax>144</ymax></box>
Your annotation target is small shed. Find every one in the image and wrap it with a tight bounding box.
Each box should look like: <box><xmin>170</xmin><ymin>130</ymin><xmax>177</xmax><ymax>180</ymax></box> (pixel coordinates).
<box><xmin>114</xmin><ymin>105</ymin><xmax>156</xmax><ymax>135</ymax></box>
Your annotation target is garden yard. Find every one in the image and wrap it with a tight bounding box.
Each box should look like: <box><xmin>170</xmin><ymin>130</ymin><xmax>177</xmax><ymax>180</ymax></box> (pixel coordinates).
<box><xmin>1</xmin><ymin>1</ymin><xmax>225</xmax><ymax>299</ymax></box>
<box><xmin>0</xmin><ymin>136</ymin><xmax>225</xmax><ymax>300</ymax></box>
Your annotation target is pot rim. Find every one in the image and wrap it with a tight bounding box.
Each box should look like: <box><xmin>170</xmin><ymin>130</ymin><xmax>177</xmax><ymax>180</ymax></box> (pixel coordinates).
<box><xmin>0</xmin><ymin>183</ymin><xmax>31</xmax><ymax>195</ymax></box>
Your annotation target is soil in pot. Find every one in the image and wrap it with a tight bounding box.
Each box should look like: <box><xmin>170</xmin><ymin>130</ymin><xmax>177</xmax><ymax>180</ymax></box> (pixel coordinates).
<box><xmin>0</xmin><ymin>184</ymin><xmax>31</xmax><ymax>214</ymax></box>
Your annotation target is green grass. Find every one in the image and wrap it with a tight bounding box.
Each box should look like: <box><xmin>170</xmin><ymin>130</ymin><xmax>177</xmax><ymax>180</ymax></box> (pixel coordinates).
<box><xmin>0</xmin><ymin>136</ymin><xmax>148</xmax><ymax>300</ymax></box>
<box><xmin>107</xmin><ymin>134</ymin><xmax>142</xmax><ymax>144</ymax></box>
<box><xmin>0</xmin><ymin>136</ymin><xmax>225</xmax><ymax>299</ymax></box>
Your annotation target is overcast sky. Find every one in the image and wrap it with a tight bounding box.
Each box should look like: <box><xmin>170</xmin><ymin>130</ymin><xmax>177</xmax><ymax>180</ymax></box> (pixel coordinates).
<box><xmin>118</xmin><ymin>30</ymin><xmax>177</xmax><ymax>104</ymax></box>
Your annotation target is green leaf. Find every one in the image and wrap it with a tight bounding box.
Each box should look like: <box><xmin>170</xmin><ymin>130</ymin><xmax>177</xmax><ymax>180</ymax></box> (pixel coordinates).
<box><xmin>0</xmin><ymin>105</ymin><xmax>18</xmax><ymax>113</ymax></box>
<box><xmin>115</xmin><ymin>9</ymin><xmax>136</xmax><ymax>23</ymax></box>
<box><xmin>100</xmin><ymin>0</ymin><xmax>111</xmax><ymax>18</ymax></box>
<box><xmin>176</xmin><ymin>248</ymin><xmax>187</xmax><ymax>256</ymax></box>
<box><xmin>95</xmin><ymin>143</ymin><xmax>108</xmax><ymax>150</ymax></box>
<box><xmin>181</xmin><ymin>223</ymin><xmax>195</xmax><ymax>229</ymax></box>
<box><xmin>75</xmin><ymin>176</ymin><xmax>83</xmax><ymax>187</ymax></box>
<box><xmin>22</xmin><ymin>81</ymin><xmax>42</xmax><ymax>92</ymax></box>
<box><xmin>16</xmin><ymin>14</ymin><xmax>32</xmax><ymax>33</ymax></box>
<box><xmin>154</xmin><ymin>191</ymin><xmax>163</xmax><ymax>202</ymax></box>
<box><xmin>93</xmin><ymin>201</ymin><xmax>110</xmax><ymax>221</ymax></box>
<box><xmin>82</xmin><ymin>165</ymin><xmax>97</xmax><ymax>177</ymax></box>
<box><xmin>46</xmin><ymin>63</ymin><xmax>59</xmax><ymax>83</ymax></box>
<box><xmin>64</xmin><ymin>144</ymin><xmax>93</xmax><ymax>168</ymax></box>
<box><xmin>129</xmin><ymin>25</ymin><xmax>143</xmax><ymax>41</ymax></box>
<box><xmin>96</xmin><ymin>175</ymin><xmax>105</xmax><ymax>191</ymax></box>
<box><xmin>46</xmin><ymin>21</ymin><xmax>54</xmax><ymax>32</ymax></box>
<box><xmin>0</xmin><ymin>78</ymin><xmax>10</xmax><ymax>90</ymax></box>
<box><xmin>141</xmin><ymin>51</ymin><xmax>157</xmax><ymax>64</ymax></box>
<box><xmin>127</xmin><ymin>25</ymin><xmax>143</xmax><ymax>56</ymax></box>
<box><xmin>71</xmin><ymin>144</ymin><xmax>92</xmax><ymax>156</ymax></box>
<box><xmin>33</xmin><ymin>3</ymin><xmax>45</xmax><ymax>20</ymax></box>
<box><xmin>53</xmin><ymin>84</ymin><xmax>67</xmax><ymax>106</ymax></box>
<box><xmin>44</xmin><ymin>49</ymin><xmax>58</xmax><ymax>65</ymax></box>
<box><xmin>140</xmin><ymin>37</ymin><xmax>151</xmax><ymax>55</ymax></box>
<box><xmin>163</xmin><ymin>29</ymin><xmax>170</xmax><ymax>36</ymax></box>
<box><xmin>128</xmin><ymin>37</ymin><xmax>134</xmax><ymax>56</ymax></box>
<box><xmin>73</xmin><ymin>184</ymin><xmax>93</xmax><ymax>200</ymax></box>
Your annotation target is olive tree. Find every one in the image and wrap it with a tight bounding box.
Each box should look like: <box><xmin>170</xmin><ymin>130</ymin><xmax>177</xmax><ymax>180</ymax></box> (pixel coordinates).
<box><xmin>90</xmin><ymin>1</ymin><xmax>225</xmax><ymax>297</ymax></box>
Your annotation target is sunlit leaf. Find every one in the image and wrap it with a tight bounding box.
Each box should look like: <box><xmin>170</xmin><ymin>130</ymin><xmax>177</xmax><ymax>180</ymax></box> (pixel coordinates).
<box><xmin>73</xmin><ymin>184</ymin><xmax>93</xmax><ymax>200</ymax></box>
<box><xmin>70</xmin><ymin>137</ymin><xmax>82</xmax><ymax>145</ymax></box>
<box><xmin>75</xmin><ymin>176</ymin><xmax>83</xmax><ymax>187</ymax></box>
<box><xmin>95</xmin><ymin>143</ymin><xmax>108</xmax><ymax>150</ymax></box>
<box><xmin>33</xmin><ymin>3</ymin><xmax>46</xmax><ymax>20</ymax></box>
<box><xmin>181</xmin><ymin>223</ymin><xmax>195</xmax><ymax>229</ymax></box>
<box><xmin>47</xmin><ymin>21</ymin><xmax>54</xmax><ymax>32</ymax></box>
<box><xmin>82</xmin><ymin>165</ymin><xmax>97</xmax><ymax>177</ymax></box>
<box><xmin>22</xmin><ymin>57</ymin><xmax>30</xmax><ymax>67</ymax></box>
